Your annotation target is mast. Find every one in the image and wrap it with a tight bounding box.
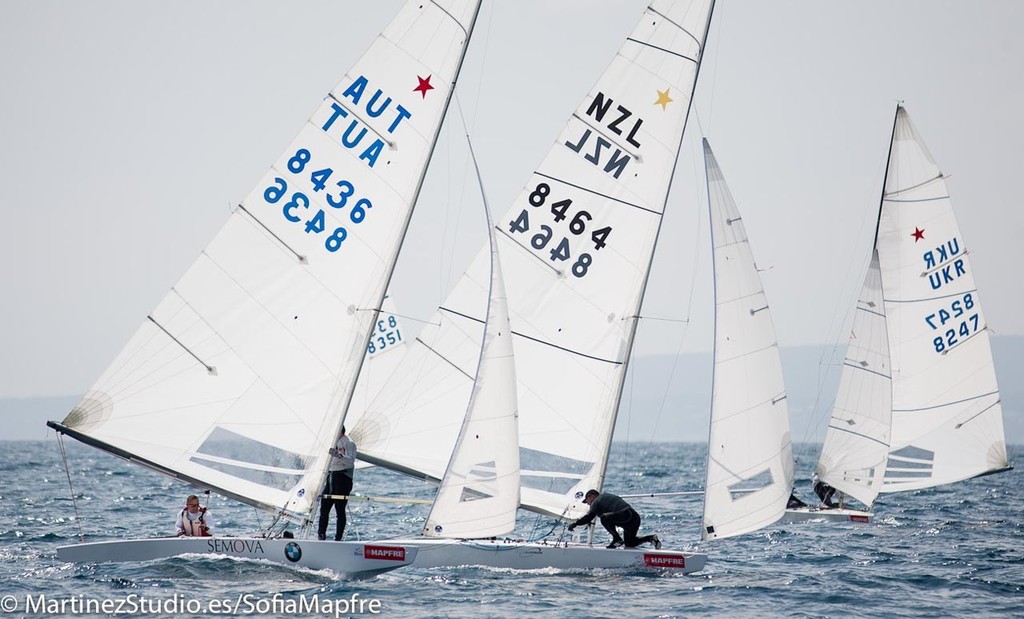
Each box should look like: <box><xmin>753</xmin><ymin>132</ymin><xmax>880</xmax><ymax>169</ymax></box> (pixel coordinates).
<box><xmin>596</xmin><ymin>0</ymin><xmax>717</xmax><ymax>486</ymax></box>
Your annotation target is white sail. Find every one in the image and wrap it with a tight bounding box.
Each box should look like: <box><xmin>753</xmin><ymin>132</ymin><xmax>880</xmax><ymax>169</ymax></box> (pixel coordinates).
<box><xmin>423</xmin><ymin>202</ymin><xmax>520</xmax><ymax>539</ymax></box>
<box><xmin>700</xmin><ymin>140</ymin><xmax>793</xmax><ymax>541</ymax></box>
<box><xmin>55</xmin><ymin>0</ymin><xmax>483</xmax><ymax>520</ymax></box>
<box><xmin>874</xmin><ymin>106</ymin><xmax>1008</xmax><ymax>492</ymax></box>
<box><xmin>816</xmin><ymin>251</ymin><xmax>892</xmax><ymax>507</ymax></box>
<box><xmin>354</xmin><ymin>0</ymin><xmax>716</xmax><ymax>520</ymax></box>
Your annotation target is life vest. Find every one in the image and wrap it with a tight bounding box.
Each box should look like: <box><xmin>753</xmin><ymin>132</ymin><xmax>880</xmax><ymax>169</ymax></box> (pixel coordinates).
<box><xmin>179</xmin><ymin>506</ymin><xmax>210</xmax><ymax>537</ymax></box>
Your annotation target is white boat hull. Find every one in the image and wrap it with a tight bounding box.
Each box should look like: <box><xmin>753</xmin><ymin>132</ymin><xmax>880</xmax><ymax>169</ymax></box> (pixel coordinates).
<box><xmin>779</xmin><ymin>507</ymin><xmax>872</xmax><ymax>524</ymax></box>
<box><xmin>55</xmin><ymin>537</ymin><xmax>416</xmax><ymax>577</ymax></box>
<box><xmin>387</xmin><ymin>538</ymin><xmax>705</xmax><ymax>573</ymax></box>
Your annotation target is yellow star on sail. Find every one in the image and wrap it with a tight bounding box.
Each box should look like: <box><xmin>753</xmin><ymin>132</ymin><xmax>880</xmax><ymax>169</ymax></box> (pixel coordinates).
<box><xmin>654</xmin><ymin>89</ymin><xmax>673</xmax><ymax>110</ymax></box>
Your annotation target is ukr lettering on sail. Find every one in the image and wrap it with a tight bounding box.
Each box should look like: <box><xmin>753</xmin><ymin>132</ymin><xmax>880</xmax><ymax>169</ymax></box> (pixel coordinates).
<box><xmin>922</xmin><ymin>237</ymin><xmax>965</xmax><ymax>290</ymax></box>
<box><xmin>564</xmin><ymin>92</ymin><xmax>643</xmax><ymax>179</ymax></box>
<box><xmin>320</xmin><ymin>75</ymin><xmax>412</xmax><ymax>169</ymax></box>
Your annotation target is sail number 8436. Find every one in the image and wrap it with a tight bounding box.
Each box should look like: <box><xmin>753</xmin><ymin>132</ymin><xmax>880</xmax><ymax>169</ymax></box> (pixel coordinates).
<box><xmin>263</xmin><ymin>148</ymin><xmax>374</xmax><ymax>253</ymax></box>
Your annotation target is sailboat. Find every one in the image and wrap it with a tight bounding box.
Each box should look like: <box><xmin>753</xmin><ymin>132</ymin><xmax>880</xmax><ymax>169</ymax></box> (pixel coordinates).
<box><xmin>351</xmin><ymin>0</ymin><xmax>788</xmax><ymax>571</ymax></box>
<box><xmin>784</xmin><ymin>104</ymin><xmax>1012</xmax><ymax>523</ymax></box>
<box><xmin>700</xmin><ymin>139</ymin><xmax>794</xmax><ymax>540</ymax></box>
<box><xmin>45</xmin><ymin>0</ymin><xmax>485</xmax><ymax>576</ymax></box>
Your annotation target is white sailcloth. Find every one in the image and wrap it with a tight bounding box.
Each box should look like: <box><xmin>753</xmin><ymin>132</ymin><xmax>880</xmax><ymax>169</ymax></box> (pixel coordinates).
<box><xmin>354</xmin><ymin>0</ymin><xmax>716</xmax><ymax>520</ymax></box>
<box><xmin>817</xmin><ymin>105</ymin><xmax>1009</xmax><ymax>505</ymax></box>
<box><xmin>423</xmin><ymin>206</ymin><xmax>520</xmax><ymax>539</ymax></box>
<box><xmin>56</xmin><ymin>0</ymin><xmax>482</xmax><ymax>520</ymax></box>
<box><xmin>816</xmin><ymin>251</ymin><xmax>892</xmax><ymax>507</ymax></box>
<box><xmin>701</xmin><ymin>139</ymin><xmax>793</xmax><ymax>540</ymax></box>
<box><xmin>875</xmin><ymin>106</ymin><xmax>1008</xmax><ymax>492</ymax></box>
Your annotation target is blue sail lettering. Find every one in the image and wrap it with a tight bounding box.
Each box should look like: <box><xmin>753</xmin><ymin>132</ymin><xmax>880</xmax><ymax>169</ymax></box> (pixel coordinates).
<box><xmin>388</xmin><ymin>105</ymin><xmax>411</xmax><ymax>133</ymax></box>
<box><xmin>565</xmin><ymin>129</ymin><xmax>630</xmax><ymax>178</ymax></box>
<box><xmin>322</xmin><ymin>103</ymin><xmax>349</xmax><ymax>132</ymax></box>
<box><xmin>341</xmin><ymin>121</ymin><xmax>368</xmax><ymax>148</ymax></box>
<box><xmin>342</xmin><ymin>76</ymin><xmax>369</xmax><ymax>105</ymax></box>
<box><xmin>922</xmin><ymin>237</ymin><xmax>961</xmax><ymax>269</ymax></box>
<box><xmin>366</xmin><ymin>90</ymin><xmax>392</xmax><ymax>117</ymax></box>
<box><xmin>360</xmin><ymin>140</ymin><xmax>385</xmax><ymax>167</ymax></box>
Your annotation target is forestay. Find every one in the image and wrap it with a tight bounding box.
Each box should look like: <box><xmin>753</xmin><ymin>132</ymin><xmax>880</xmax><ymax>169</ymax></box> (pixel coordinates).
<box><xmin>353</xmin><ymin>0</ymin><xmax>716</xmax><ymax>519</ymax></box>
<box><xmin>53</xmin><ymin>0</ymin><xmax>483</xmax><ymax>521</ymax></box>
<box><xmin>873</xmin><ymin>106</ymin><xmax>1008</xmax><ymax>492</ymax></box>
<box><xmin>700</xmin><ymin>140</ymin><xmax>793</xmax><ymax>540</ymax></box>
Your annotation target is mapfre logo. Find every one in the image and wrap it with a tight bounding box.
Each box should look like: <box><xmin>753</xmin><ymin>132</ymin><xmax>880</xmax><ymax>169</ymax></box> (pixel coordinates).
<box><xmin>643</xmin><ymin>554</ymin><xmax>686</xmax><ymax>569</ymax></box>
<box><xmin>364</xmin><ymin>545</ymin><xmax>406</xmax><ymax>561</ymax></box>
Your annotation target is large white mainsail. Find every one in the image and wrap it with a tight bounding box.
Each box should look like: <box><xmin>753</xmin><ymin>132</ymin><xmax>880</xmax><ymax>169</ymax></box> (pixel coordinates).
<box><xmin>50</xmin><ymin>0</ymin><xmax>483</xmax><ymax>522</ymax></box>
<box><xmin>700</xmin><ymin>140</ymin><xmax>793</xmax><ymax>540</ymax></box>
<box><xmin>816</xmin><ymin>105</ymin><xmax>1009</xmax><ymax>505</ymax></box>
<box><xmin>353</xmin><ymin>0</ymin><xmax>716</xmax><ymax>520</ymax></box>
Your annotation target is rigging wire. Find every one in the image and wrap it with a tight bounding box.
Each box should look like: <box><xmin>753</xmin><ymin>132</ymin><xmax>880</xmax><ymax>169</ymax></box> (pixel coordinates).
<box><xmin>56</xmin><ymin>433</ymin><xmax>85</xmax><ymax>543</ymax></box>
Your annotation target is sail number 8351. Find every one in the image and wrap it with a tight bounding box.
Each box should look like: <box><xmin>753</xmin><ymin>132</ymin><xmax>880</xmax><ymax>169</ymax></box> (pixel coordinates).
<box><xmin>263</xmin><ymin>148</ymin><xmax>374</xmax><ymax>253</ymax></box>
<box><xmin>508</xmin><ymin>182</ymin><xmax>612</xmax><ymax>278</ymax></box>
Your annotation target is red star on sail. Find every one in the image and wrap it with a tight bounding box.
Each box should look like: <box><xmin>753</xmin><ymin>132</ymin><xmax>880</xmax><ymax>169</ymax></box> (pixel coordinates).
<box><xmin>414</xmin><ymin>75</ymin><xmax>434</xmax><ymax>98</ymax></box>
<box><xmin>911</xmin><ymin>227</ymin><xmax>925</xmax><ymax>242</ymax></box>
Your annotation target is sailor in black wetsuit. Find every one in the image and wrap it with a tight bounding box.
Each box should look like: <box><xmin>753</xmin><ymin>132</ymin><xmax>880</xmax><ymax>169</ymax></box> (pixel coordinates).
<box><xmin>568</xmin><ymin>489</ymin><xmax>662</xmax><ymax>549</ymax></box>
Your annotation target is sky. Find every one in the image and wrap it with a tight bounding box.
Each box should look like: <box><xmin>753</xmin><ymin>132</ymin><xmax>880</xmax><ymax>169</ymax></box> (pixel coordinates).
<box><xmin>1</xmin><ymin>0</ymin><xmax>1022</xmax><ymax>414</ymax></box>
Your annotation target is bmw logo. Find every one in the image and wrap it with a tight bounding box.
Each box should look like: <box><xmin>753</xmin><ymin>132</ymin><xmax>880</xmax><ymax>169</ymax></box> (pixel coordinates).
<box><xmin>574</xmin><ymin>491</ymin><xmax>584</xmax><ymax>500</ymax></box>
<box><xmin>297</xmin><ymin>488</ymin><xmax>305</xmax><ymax>497</ymax></box>
<box><xmin>284</xmin><ymin>542</ymin><xmax>302</xmax><ymax>563</ymax></box>
<box><xmin>434</xmin><ymin>525</ymin><xmax>443</xmax><ymax>534</ymax></box>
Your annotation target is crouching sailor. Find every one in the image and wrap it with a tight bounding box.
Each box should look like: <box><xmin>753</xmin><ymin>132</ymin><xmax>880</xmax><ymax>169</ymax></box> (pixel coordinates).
<box><xmin>176</xmin><ymin>494</ymin><xmax>214</xmax><ymax>537</ymax></box>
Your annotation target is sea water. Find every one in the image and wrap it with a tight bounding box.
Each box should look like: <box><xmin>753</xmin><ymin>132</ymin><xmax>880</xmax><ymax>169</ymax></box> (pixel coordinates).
<box><xmin>1</xmin><ymin>440</ymin><xmax>1020</xmax><ymax>618</ymax></box>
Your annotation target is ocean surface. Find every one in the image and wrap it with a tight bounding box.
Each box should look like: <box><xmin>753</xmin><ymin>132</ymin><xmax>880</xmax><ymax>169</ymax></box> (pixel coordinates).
<box><xmin>1</xmin><ymin>440</ymin><xmax>1020</xmax><ymax>618</ymax></box>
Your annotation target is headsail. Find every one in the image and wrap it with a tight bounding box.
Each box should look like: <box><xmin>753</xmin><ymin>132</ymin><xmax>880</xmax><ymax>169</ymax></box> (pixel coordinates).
<box><xmin>353</xmin><ymin>0</ymin><xmax>717</xmax><ymax>519</ymax></box>
<box><xmin>50</xmin><ymin>0</ymin><xmax>483</xmax><ymax>521</ymax></box>
<box><xmin>816</xmin><ymin>250</ymin><xmax>892</xmax><ymax>507</ymax></box>
<box><xmin>874</xmin><ymin>106</ymin><xmax>1008</xmax><ymax>492</ymax></box>
<box><xmin>423</xmin><ymin>152</ymin><xmax>520</xmax><ymax>538</ymax></box>
<box><xmin>701</xmin><ymin>139</ymin><xmax>793</xmax><ymax>540</ymax></box>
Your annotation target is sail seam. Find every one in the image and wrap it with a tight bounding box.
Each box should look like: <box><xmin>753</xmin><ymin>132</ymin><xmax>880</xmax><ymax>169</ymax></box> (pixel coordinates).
<box><xmin>884</xmin><ymin>172</ymin><xmax>944</xmax><ymax>197</ymax></box>
<box><xmin>532</xmin><ymin>172</ymin><xmax>657</xmax><ymax>214</ymax></box>
<box><xmin>885</xmin><ymin>287</ymin><xmax>978</xmax><ymax>303</ymax></box>
<box><xmin>841</xmin><ymin>361</ymin><xmax>890</xmax><ymax>380</ymax></box>
<box><xmin>825</xmin><ymin>423</ymin><xmax>889</xmax><ymax>447</ymax></box>
<box><xmin>892</xmin><ymin>389</ymin><xmax>999</xmax><ymax>413</ymax></box>
<box><xmin>645</xmin><ymin>8</ymin><xmax>701</xmax><ymax>47</ymax></box>
<box><xmin>624</xmin><ymin>38</ymin><xmax>699</xmax><ymax>64</ymax></box>
<box><xmin>438</xmin><ymin>306</ymin><xmax>623</xmax><ymax>365</ymax></box>
<box><xmin>883</xmin><ymin>195</ymin><xmax>950</xmax><ymax>204</ymax></box>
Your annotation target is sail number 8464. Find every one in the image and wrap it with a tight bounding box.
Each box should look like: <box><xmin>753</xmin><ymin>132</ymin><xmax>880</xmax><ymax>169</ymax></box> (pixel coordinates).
<box><xmin>508</xmin><ymin>182</ymin><xmax>612</xmax><ymax>278</ymax></box>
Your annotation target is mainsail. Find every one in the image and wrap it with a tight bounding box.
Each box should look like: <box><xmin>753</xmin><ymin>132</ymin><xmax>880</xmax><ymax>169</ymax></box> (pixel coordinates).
<box><xmin>816</xmin><ymin>105</ymin><xmax>1009</xmax><ymax>505</ymax></box>
<box><xmin>700</xmin><ymin>139</ymin><xmax>793</xmax><ymax>540</ymax></box>
<box><xmin>353</xmin><ymin>0</ymin><xmax>716</xmax><ymax>519</ymax></box>
<box><xmin>49</xmin><ymin>0</ymin><xmax>483</xmax><ymax>521</ymax></box>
